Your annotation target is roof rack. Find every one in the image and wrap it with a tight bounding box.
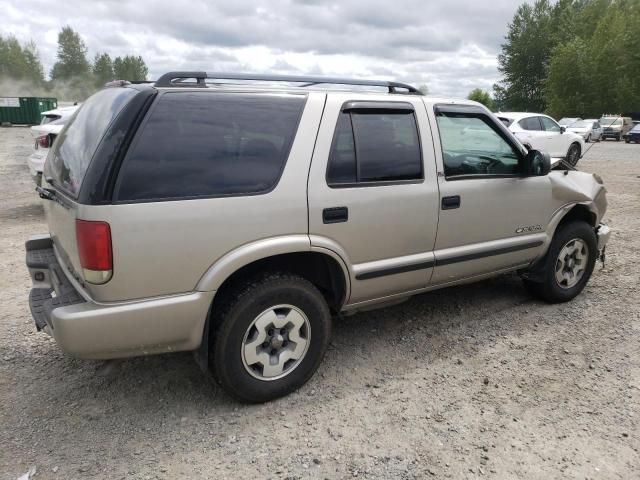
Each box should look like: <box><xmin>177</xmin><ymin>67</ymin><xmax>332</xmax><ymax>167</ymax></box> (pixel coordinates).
<box><xmin>154</xmin><ymin>71</ymin><xmax>421</xmax><ymax>94</ymax></box>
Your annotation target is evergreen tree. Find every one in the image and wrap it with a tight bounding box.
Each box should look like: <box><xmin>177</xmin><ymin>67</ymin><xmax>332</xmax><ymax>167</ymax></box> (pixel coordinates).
<box><xmin>93</xmin><ymin>52</ymin><xmax>114</xmax><ymax>87</ymax></box>
<box><xmin>113</xmin><ymin>55</ymin><xmax>148</xmax><ymax>81</ymax></box>
<box><xmin>50</xmin><ymin>26</ymin><xmax>90</xmax><ymax>80</ymax></box>
<box><xmin>0</xmin><ymin>35</ymin><xmax>45</xmax><ymax>84</ymax></box>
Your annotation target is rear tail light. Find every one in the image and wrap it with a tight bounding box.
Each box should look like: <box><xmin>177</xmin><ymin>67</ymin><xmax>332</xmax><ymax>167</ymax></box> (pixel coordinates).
<box><xmin>36</xmin><ymin>134</ymin><xmax>50</xmax><ymax>149</ymax></box>
<box><xmin>76</xmin><ymin>219</ymin><xmax>113</xmax><ymax>284</ymax></box>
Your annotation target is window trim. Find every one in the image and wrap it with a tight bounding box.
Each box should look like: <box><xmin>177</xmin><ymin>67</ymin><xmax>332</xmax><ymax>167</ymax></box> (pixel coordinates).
<box><xmin>326</xmin><ymin>101</ymin><xmax>425</xmax><ymax>189</ymax></box>
<box><xmin>433</xmin><ymin>104</ymin><xmax>527</xmax><ymax>181</ymax></box>
<box><xmin>112</xmin><ymin>90</ymin><xmax>308</xmax><ymax>204</ymax></box>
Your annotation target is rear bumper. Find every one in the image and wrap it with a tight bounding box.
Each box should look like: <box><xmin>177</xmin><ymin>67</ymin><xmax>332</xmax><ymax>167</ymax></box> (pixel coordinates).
<box><xmin>27</xmin><ymin>151</ymin><xmax>46</xmax><ymax>182</ymax></box>
<box><xmin>26</xmin><ymin>235</ymin><xmax>215</xmax><ymax>359</ymax></box>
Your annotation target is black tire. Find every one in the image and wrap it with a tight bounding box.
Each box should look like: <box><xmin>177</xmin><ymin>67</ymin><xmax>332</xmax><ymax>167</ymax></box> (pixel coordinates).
<box><xmin>210</xmin><ymin>272</ymin><xmax>331</xmax><ymax>403</ymax></box>
<box><xmin>616</xmin><ymin>134</ymin><xmax>621</xmax><ymax>141</ymax></box>
<box><xmin>566</xmin><ymin>143</ymin><xmax>581</xmax><ymax>166</ymax></box>
<box><xmin>625</xmin><ymin>138</ymin><xmax>630</xmax><ymax>144</ymax></box>
<box><xmin>523</xmin><ymin>221</ymin><xmax>597</xmax><ymax>303</ymax></box>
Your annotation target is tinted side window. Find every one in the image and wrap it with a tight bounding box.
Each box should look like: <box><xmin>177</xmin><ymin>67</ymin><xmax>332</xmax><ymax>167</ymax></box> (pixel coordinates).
<box><xmin>519</xmin><ymin>117</ymin><xmax>542</xmax><ymax>131</ymax></box>
<box><xmin>327</xmin><ymin>113</ymin><xmax>357</xmax><ymax>184</ymax></box>
<box><xmin>540</xmin><ymin>116</ymin><xmax>560</xmax><ymax>133</ymax></box>
<box><xmin>116</xmin><ymin>92</ymin><xmax>305</xmax><ymax>201</ymax></box>
<box><xmin>327</xmin><ymin>109</ymin><xmax>422</xmax><ymax>185</ymax></box>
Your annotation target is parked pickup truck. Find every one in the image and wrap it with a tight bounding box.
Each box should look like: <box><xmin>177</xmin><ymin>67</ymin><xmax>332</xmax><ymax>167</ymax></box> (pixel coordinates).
<box><xmin>26</xmin><ymin>72</ymin><xmax>610</xmax><ymax>402</ymax></box>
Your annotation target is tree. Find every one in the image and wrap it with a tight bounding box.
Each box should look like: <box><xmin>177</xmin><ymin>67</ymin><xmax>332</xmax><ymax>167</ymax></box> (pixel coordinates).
<box><xmin>467</xmin><ymin>88</ymin><xmax>494</xmax><ymax>110</ymax></box>
<box><xmin>545</xmin><ymin>39</ymin><xmax>592</xmax><ymax>118</ymax></box>
<box><xmin>50</xmin><ymin>26</ymin><xmax>90</xmax><ymax>80</ymax></box>
<box><xmin>495</xmin><ymin>0</ymin><xmax>555</xmax><ymax>112</ymax></box>
<box><xmin>93</xmin><ymin>52</ymin><xmax>114</xmax><ymax>87</ymax></box>
<box><xmin>0</xmin><ymin>35</ymin><xmax>45</xmax><ymax>85</ymax></box>
<box><xmin>544</xmin><ymin>0</ymin><xmax>640</xmax><ymax>117</ymax></box>
<box><xmin>417</xmin><ymin>84</ymin><xmax>429</xmax><ymax>95</ymax></box>
<box><xmin>113</xmin><ymin>55</ymin><xmax>148</xmax><ymax>81</ymax></box>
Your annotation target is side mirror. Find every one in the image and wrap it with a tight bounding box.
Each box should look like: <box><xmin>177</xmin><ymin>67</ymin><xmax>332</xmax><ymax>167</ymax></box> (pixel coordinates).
<box><xmin>526</xmin><ymin>149</ymin><xmax>551</xmax><ymax>176</ymax></box>
<box><xmin>560</xmin><ymin>126</ymin><xmax>566</xmax><ymax>134</ymax></box>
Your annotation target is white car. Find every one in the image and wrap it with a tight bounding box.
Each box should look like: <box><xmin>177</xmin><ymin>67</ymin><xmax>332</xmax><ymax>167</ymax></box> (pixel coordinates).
<box><xmin>37</xmin><ymin>105</ymin><xmax>79</xmax><ymax>125</ymax></box>
<box><xmin>27</xmin><ymin>106</ymin><xmax>79</xmax><ymax>183</ymax></box>
<box><xmin>567</xmin><ymin>119</ymin><xmax>603</xmax><ymax>143</ymax></box>
<box><xmin>497</xmin><ymin>112</ymin><xmax>586</xmax><ymax>167</ymax></box>
<box><xmin>558</xmin><ymin>117</ymin><xmax>581</xmax><ymax>128</ymax></box>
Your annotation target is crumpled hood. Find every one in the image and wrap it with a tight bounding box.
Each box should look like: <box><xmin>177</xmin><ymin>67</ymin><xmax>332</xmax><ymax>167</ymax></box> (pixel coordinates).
<box><xmin>549</xmin><ymin>170</ymin><xmax>608</xmax><ymax>223</ymax></box>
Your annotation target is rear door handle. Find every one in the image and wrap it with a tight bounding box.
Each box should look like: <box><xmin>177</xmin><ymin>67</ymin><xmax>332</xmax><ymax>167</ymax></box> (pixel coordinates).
<box><xmin>441</xmin><ymin>195</ymin><xmax>461</xmax><ymax>210</ymax></box>
<box><xmin>323</xmin><ymin>207</ymin><xmax>348</xmax><ymax>224</ymax></box>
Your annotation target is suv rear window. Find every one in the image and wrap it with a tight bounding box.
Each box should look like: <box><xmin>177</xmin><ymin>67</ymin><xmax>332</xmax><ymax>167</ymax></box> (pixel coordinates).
<box><xmin>45</xmin><ymin>88</ymin><xmax>136</xmax><ymax>197</ymax></box>
<box><xmin>115</xmin><ymin>92</ymin><xmax>306</xmax><ymax>202</ymax></box>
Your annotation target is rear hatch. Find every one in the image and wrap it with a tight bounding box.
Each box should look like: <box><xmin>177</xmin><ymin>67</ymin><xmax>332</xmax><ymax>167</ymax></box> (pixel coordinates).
<box><xmin>42</xmin><ymin>87</ymin><xmax>138</xmax><ymax>283</ymax></box>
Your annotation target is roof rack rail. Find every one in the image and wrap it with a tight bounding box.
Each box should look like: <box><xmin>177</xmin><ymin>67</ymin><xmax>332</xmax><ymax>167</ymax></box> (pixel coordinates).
<box><xmin>154</xmin><ymin>71</ymin><xmax>421</xmax><ymax>94</ymax></box>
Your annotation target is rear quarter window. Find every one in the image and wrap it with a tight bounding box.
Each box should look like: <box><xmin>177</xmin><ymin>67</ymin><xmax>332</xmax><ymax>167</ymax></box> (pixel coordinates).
<box><xmin>115</xmin><ymin>92</ymin><xmax>306</xmax><ymax>202</ymax></box>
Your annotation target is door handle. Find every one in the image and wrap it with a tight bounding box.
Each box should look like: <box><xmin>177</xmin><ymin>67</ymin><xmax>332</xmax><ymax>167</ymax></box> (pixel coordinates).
<box><xmin>441</xmin><ymin>195</ymin><xmax>461</xmax><ymax>210</ymax></box>
<box><xmin>323</xmin><ymin>207</ymin><xmax>348</xmax><ymax>224</ymax></box>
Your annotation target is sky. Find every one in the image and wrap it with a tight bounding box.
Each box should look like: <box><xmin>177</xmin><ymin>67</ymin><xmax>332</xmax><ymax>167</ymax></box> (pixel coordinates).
<box><xmin>1</xmin><ymin>0</ymin><xmax>524</xmax><ymax>98</ymax></box>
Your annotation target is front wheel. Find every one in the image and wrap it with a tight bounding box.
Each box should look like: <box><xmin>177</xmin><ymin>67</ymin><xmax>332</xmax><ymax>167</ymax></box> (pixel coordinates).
<box><xmin>210</xmin><ymin>273</ymin><xmax>331</xmax><ymax>403</ymax></box>
<box><xmin>566</xmin><ymin>143</ymin><xmax>581</xmax><ymax>166</ymax></box>
<box><xmin>523</xmin><ymin>221</ymin><xmax>597</xmax><ymax>303</ymax></box>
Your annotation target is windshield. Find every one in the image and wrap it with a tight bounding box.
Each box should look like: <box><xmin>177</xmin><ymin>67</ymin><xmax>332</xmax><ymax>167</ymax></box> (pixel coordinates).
<box><xmin>559</xmin><ymin>118</ymin><xmax>579</xmax><ymax>126</ymax></box>
<box><xmin>601</xmin><ymin>117</ymin><xmax>623</xmax><ymax>126</ymax></box>
<box><xmin>570</xmin><ymin>120</ymin><xmax>589</xmax><ymax>128</ymax></box>
<box><xmin>631</xmin><ymin>124</ymin><xmax>640</xmax><ymax>133</ymax></box>
<box><xmin>44</xmin><ymin>88</ymin><xmax>136</xmax><ymax>197</ymax></box>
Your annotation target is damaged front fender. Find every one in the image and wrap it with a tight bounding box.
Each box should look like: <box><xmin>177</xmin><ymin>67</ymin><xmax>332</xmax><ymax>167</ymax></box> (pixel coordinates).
<box><xmin>549</xmin><ymin>170</ymin><xmax>608</xmax><ymax>225</ymax></box>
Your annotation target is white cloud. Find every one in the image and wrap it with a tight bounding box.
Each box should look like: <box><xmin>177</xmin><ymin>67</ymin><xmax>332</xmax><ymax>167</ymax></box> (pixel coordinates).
<box><xmin>0</xmin><ymin>0</ymin><xmax>522</xmax><ymax>97</ymax></box>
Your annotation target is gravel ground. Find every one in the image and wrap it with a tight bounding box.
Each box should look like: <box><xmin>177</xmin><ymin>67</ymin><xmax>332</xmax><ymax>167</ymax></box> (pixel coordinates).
<box><xmin>0</xmin><ymin>126</ymin><xmax>638</xmax><ymax>480</ymax></box>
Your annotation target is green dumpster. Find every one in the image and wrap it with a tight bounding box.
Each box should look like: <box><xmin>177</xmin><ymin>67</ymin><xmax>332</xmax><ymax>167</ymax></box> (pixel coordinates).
<box><xmin>0</xmin><ymin>97</ymin><xmax>58</xmax><ymax>125</ymax></box>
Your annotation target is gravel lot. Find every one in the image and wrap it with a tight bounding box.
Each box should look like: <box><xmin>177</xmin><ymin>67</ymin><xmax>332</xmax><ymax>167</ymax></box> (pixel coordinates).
<box><xmin>0</xmin><ymin>126</ymin><xmax>638</xmax><ymax>480</ymax></box>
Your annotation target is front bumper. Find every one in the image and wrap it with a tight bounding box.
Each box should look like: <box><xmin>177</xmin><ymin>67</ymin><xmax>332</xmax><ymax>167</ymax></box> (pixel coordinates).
<box><xmin>602</xmin><ymin>130</ymin><xmax>622</xmax><ymax>138</ymax></box>
<box><xmin>26</xmin><ymin>235</ymin><xmax>215</xmax><ymax>359</ymax></box>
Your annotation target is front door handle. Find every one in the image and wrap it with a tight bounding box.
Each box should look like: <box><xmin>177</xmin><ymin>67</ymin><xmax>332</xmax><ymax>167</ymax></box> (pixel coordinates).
<box><xmin>323</xmin><ymin>207</ymin><xmax>348</xmax><ymax>224</ymax></box>
<box><xmin>441</xmin><ymin>195</ymin><xmax>461</xmax><ymax>210</ymax></box>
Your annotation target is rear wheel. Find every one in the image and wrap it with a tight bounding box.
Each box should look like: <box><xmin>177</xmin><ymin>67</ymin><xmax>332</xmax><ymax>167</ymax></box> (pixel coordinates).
<box><xmin>210</xmin><ymin>273</ymin><xmax>331</xmax><ymax>403</ymax></box>
<box><xmin>566</xmin><ymin>143</ymin><xmax>581</xmax><ymax>166</ymax></box>
<box><xmin>523</xmin><ymin>221</ymin><xmax>597</xmax><ymax>303</ymax></box>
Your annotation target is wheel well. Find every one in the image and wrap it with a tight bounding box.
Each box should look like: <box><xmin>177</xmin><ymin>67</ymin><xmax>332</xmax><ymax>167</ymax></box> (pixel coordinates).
<box><xmin>558</xmin><ymin>204</ymin><xmax>596</xmax><ymax>229</ymax></box>
<box><xmin>213</xmin><ymin>252</ymin><xmax>347</xmax><ymax>314</ymax></box>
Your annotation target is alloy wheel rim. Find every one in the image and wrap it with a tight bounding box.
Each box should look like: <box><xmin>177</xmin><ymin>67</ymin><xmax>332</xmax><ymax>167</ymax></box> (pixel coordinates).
<box><xmin>241</xmin><ymin>304</ymin><xmax>311</xmax><ymax>381</ymax></box>
<box><xmin>568</xmin><ymin>145</ymin><xmax>579</xmax><ymax>165</ymax></box>
<box><xmin>555</xmin><ymin>238</ymin><xmax>589</xmax><ymax>289</ymax></box>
